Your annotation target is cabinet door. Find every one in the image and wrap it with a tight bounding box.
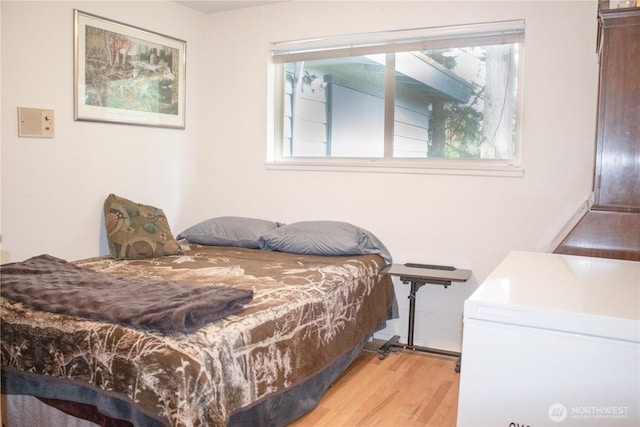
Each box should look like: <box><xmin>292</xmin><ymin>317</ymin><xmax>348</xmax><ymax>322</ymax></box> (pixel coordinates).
<box><xmin>594</xmin><ymin>10</ymin><xmax>640</xmax><ymax>212</ymax></box>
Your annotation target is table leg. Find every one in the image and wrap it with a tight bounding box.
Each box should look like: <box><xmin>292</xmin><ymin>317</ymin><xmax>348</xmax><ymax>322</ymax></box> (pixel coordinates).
<box><xmin>407</xmin><ymin>281</ymin><xmax>418</xmax><ymax>347</ymax></box>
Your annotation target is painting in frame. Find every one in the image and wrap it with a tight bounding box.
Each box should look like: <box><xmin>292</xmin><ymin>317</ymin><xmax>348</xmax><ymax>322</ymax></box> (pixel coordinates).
<box><xmin>74</xmin><ymin>10</ymin><xmax>186</xmax><ymax>129</ymax></box>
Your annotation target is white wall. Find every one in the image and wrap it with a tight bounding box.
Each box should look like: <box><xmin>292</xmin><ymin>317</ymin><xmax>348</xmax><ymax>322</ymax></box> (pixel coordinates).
<box><xmin>196</xmin><ymin>0</ymin><xmax>600</xmax><ymax>351</ymax></box>
<box><xmin>1</xmin><ymin>0</ymin><xmax>600</xmax><ymax>352</ymax></box>
<box><xmin>1</xmin><ymin>0</ymin><xmax>207</xmax><ymax>262</ymax></box>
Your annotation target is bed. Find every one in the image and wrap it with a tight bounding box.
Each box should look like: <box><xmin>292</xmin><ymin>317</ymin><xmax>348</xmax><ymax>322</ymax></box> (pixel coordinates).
<box><xmin>1</xmin><ymin>196</ymin><xmax>396</xmax><ymax>426</ymax></box>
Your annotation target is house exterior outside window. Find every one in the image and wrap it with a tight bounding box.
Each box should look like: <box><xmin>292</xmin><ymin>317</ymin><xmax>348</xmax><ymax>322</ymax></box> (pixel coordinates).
<box><xmin>270</xmin><ymin>20</ymin><xmax>525</xmax><ymax>176</ymax></box>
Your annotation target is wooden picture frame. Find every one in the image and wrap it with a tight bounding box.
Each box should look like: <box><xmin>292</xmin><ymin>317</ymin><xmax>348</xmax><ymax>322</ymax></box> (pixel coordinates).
<box><xmin>74</xmin><ymin>10</ymin><xmax>186</xmax><ymax>129</ymax></box>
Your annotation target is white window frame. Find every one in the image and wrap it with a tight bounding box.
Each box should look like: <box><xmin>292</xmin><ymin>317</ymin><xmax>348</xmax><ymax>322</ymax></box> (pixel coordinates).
<box><xmin>267</xmin><ymin>20</ymin><xmax>526</xmax><ymax>177</ymax></box>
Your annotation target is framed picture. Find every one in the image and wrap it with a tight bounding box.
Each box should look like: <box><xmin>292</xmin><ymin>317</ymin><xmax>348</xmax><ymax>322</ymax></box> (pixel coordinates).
<box><xmin>74</xmin><ymin>10</ymin><xmax>186</xmax><ymax>129</ymax></box>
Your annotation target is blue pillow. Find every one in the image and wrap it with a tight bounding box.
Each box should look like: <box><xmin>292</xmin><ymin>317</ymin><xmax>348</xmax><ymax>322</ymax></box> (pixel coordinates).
<box><xmin>258</xmin><ymin>221</ymin><xmax>392</xmax><ymax>264</ymax></box>
<box><xmin>177</xmin><ymin>216</ymin><xmax>281</xmax><ymax>249</ymax></box>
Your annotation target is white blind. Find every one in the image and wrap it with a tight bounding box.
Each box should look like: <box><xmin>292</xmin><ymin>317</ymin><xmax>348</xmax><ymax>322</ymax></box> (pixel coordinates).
<box><xmin>271</xmin><ymin>20</ymin><xmax>525</xmax><ymax>64</ymax></box>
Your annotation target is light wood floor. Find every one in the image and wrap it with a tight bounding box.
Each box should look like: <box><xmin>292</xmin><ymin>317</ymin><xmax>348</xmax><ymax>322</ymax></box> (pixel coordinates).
<box><xmin>288</xmin><ymin>346</ymin><xmax>460</xmax><ymax>426</ymax></box>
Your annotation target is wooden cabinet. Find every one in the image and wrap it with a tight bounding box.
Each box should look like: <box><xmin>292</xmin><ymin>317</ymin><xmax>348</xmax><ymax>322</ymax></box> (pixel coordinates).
<box><xmin>555</xmin><ymin>8</ymin><xmax>640</xmax><ymax>260</ymax></box>
<box><xmin>594</xmin><ymin>8</ymin><xmax>640</xmax><ymax>212</ymax></box>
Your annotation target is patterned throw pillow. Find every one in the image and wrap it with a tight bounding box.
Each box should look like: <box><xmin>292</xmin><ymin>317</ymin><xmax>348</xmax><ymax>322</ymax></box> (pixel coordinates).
<box><xmin>103</xmin><ymin>194</ymin><xmax>182</xmax><ymax>259</ymax></box>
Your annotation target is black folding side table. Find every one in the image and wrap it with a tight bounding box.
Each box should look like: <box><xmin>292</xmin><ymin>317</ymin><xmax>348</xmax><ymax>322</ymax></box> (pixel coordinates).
<box><xmin>378</xmin><ymin>263</ymin><xmax>472</xmax><ymax>372</ymax></box>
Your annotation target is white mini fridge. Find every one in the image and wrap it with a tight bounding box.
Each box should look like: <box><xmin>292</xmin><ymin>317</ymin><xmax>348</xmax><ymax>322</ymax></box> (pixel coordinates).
<box><xmin>457</xmin><ymin>251</ymin><xmax>639</xmax><ymax>427</ymax></box>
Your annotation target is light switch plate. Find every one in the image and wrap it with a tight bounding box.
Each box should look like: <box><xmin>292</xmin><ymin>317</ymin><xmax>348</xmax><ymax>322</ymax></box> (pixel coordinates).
<box><xmin>18</xmin><ymin>107</ymin><xmax>55</xmax><ymax>138</ymax></box>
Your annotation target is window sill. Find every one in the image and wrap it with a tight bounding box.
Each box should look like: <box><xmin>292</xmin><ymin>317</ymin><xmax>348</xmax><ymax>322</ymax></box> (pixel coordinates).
<box><xmin>264</xmin><ymin>159</ymin><xmax>525</xmax><ymax>178</ymax></box>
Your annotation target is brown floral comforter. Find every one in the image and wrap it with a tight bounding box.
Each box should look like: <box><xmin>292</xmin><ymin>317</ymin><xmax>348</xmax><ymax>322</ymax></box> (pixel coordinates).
<box><xmin>1</xmin><ymin>245</ymin><xmax>395</xmax><ymax>426</ymax></box>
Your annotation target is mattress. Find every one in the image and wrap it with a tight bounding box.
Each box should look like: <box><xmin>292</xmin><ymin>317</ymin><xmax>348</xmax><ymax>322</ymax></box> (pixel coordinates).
<box><xmin>1</xmin><ymin>244</ymin><xmax>395</xmax><ymax>426</ymax></box>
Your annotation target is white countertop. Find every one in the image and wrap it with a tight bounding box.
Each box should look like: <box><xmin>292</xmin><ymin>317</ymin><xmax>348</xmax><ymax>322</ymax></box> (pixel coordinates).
<box><xmin>464</xmin><ymin>251</ymin><xmax>640</xmax><ymax>342</ymax></box>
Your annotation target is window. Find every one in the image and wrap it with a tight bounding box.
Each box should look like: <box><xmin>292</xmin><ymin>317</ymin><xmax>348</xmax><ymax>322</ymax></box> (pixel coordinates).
<box><xmin>270</xmin><ymin>21</ymin><xmax>525</xmax><ymax>174</ymax></box>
